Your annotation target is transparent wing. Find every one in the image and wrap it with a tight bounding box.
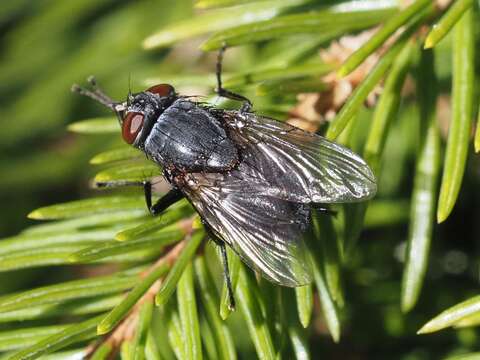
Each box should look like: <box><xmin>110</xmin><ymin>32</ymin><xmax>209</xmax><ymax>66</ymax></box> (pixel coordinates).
<box><xmin>181</xmin><ymin>169</ymin><xmax>312</xmax><ymax>287</ymax></box>
<box><xmin>225</xmin><ymin>112</ymin><xmax>377</xmax><ymax>204</ymax></box>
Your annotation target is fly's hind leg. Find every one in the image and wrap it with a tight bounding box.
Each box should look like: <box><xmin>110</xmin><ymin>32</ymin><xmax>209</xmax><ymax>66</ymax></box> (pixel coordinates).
<box><xmin>215</xmin><ymin>44</ymin><xmax>252</xmax><ymax>113</ymax></box>
<box><xmin>201</xmin><ymin>218</ymin><xmax>236</xmax><ymax>310</ymax></box>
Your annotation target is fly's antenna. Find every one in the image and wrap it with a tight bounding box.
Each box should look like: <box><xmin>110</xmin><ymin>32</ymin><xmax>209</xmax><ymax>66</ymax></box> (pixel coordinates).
<box><xmin>72</xmin><ymin>76</ymin><xmax>126</xmax><ymax>121</ymax></box>
<box><xmin>127</xmin><ymin>73</ymin><xmax>133</xmax><ymax>107</ymax></box>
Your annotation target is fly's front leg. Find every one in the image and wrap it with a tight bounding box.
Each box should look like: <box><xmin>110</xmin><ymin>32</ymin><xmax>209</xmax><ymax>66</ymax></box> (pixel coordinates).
<box><xmin>96</xmin><ymin>180</ymin><xmax>146</xmax><ymax>189</ymax></box>
<box><xmin>143</xmin><ymin>181</ymin><xmax>153</xmax><ymax>211</ymax></box>
<box><xmin>96</xmin><ymin>179</ymin><xmax>154</xmax><ymax>213</ymax></box>
<box><xmin>216</xmin><ymin>44</ymin><xmax>253</xmax><ymax>113</ymax></box>
<box><xmin>149</xmin><ymin>187</ymin><xmax>184</xmax><ymax>215</ymax></box>
<box><xmin>96</xmin><ymin>180</ymin><xmax>183</xmax><ymax>215</ymax></box>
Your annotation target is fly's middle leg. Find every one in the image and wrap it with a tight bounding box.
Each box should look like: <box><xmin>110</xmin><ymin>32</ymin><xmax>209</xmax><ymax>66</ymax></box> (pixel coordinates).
<box><xmin>215</xmin><ymin>44</ymin><xmax>253</xmax><ymax>113</ymax></box>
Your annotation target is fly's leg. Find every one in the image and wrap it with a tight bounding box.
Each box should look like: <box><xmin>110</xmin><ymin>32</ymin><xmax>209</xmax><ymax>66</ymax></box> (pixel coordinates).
<box><xmin>219</xmin><ymin>241</ymin><xmax>236</xmax><ymax>311</ymax></box>
<box><xmin>72</xmin><ymin>77</ymin><xmax>125</xmax><ymax>117</ymax></box>
<box><xmin>216</xmin><ymin>44</ymin><xmax>253</xmax><ymax>113</ymax></box>
<box><xmin>143</xmin><ymin>181</ymin><xmax>153</xmax><ymax>210</ymax></box>
<box><xmin>96</xmin><ymin>180</ymin><xmax>184</xmax><ymax>215</ymax></box>
<box><xmin>202</xmin><ymin>218</ymin><xmax>236</xmax><ymax>310</ymax></box>
<box><xmin>96</xmin><ymin>180</ymin><xmax>147</xmax><ymax>189</ymax></box>
<box><xmin>86</xmin><ymin>76</ymin><xmax>117</xmax><ymax>105</ymax></box>
<box><xmin>149</xmin><ymin>187</ymin><xmax>184</xmax><ymax>215</ymax></box>
<box><xmin>96</xmin><ymin>179</ymin><xmax>153</xmax><ymax>213</ymax></box>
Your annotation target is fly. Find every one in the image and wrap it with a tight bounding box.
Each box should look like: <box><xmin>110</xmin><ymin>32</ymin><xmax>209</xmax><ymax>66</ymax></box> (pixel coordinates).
<box><xmin>72</xmin><ymin>48</ymin><xmax>377</xmax><ymax>310</ymax></box>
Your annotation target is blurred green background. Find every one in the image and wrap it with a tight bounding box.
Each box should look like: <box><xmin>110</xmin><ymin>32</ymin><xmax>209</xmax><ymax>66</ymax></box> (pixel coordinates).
<box><xmin>0</xmin><ymin>0</ymin><xmax>192</xmax><ymax>236</ymax></box>
<box><xmin>0</xmin><ymin>0</ymin><xmax>479</xmax><ymax>359</ymax></box>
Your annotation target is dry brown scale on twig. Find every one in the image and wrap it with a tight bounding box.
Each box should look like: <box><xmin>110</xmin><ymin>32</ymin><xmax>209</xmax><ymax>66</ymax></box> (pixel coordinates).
<box><xmin>288</xmin><ymin>0</ymin><xmax>453</xmax><ymax>134</ymax></box>
<box><xmin>288</xmin><ymin>29</ymin><xmax>384</xmax><ymax>132</ymax></box>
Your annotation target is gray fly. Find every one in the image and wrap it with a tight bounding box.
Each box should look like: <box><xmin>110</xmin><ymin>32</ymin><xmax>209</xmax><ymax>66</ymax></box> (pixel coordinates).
<box><xmin>72</xmin><ymin>48</ymin><xmax>376</xmax><ymax>309</ymax></box>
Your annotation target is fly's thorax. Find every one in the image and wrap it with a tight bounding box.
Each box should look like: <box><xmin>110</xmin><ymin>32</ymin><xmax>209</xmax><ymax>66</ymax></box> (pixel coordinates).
<box><xmin>121</xmin><ymin>84</ymin><xmax>177</xmax><ymax>148</ymax></box>
<box><xmin>143</xmin><ymin>99</ymin><xmax>240</xmax><ymax>173</ymax></box>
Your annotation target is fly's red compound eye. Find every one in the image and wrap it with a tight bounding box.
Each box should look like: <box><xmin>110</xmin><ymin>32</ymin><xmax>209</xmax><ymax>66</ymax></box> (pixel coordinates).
<box><xmin>147</xmin><ymin>84</ymin><xmax>175</xmax><ymax>97</ymax></box>
<box><xmin>122</xmin><ymin>112</ymin><xmax>144</xmax><ymax>144</ymax></box>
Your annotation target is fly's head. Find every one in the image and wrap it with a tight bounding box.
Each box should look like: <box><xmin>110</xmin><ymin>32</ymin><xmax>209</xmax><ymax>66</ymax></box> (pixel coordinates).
<box><xmin>122</xmin><ymin>84</ymin><xmax>176</xmax><ymax>148</ymax></box>
<box><xmin>72</xmin><ymin>77</ymin><xmax>177</xmax><ymax>149</ymax></box>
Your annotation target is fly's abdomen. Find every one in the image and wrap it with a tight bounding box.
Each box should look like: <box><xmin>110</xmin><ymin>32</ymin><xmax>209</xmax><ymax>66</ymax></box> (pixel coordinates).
<box><xmin>144</xmin><ymin>99</ymin><xmax>238</xmax><ymax>172</ymax></box>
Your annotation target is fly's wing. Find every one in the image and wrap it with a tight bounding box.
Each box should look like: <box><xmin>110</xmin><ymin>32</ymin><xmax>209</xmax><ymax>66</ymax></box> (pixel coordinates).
<box><xmin>181</xmin><ymin>170</ymin><xmax>312</xmax><ymax>287</ymax></box>
<box><xmin>225</xmin><ymin>112</ymin><xmax>377</xmax><ymax>204</ymax></box>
